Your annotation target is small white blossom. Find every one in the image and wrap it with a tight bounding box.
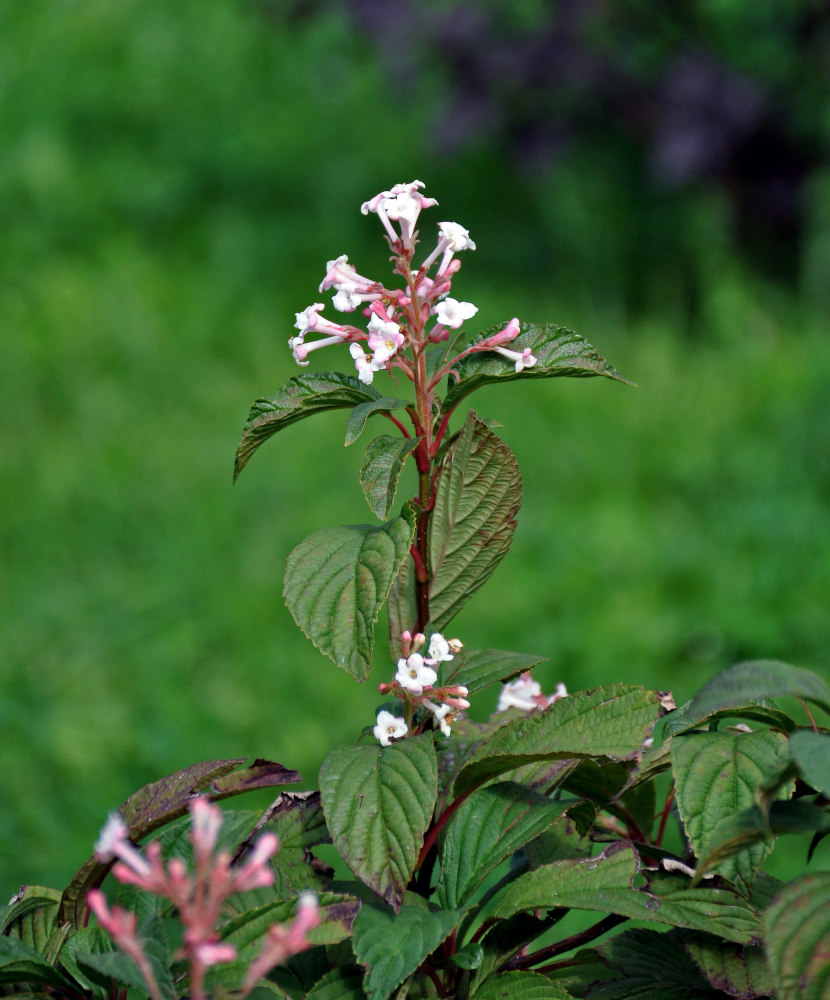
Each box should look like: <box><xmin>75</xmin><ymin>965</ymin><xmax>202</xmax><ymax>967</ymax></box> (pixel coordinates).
<box><xmin>432</xmin><ymin>704</ymin><xmax>453</xmax><ymax>737</ymax></box>
<box><xmin>349</xmin><ymin>343</ymin><xmax>377</xmax><ymax>385</ymax></box>
<box><xmin>395</xmin><ymin>653</ymin><xmax>438</xmax><ymax>695</ymax></box>
<box><xmin>427</xmin><ymin>633</ymin><xmax>454</xmax><ymax>662</ymax></box>
<box><xmin>438</xmin><ymin>222</ymin><xmax>476</xmax><ymax>252</ymax></box>
<box><xmin>374</xmin><ymin>710</ymin><xmax>408</xmax><ymax>747</ymax></box>
<box><xmin>497</xmin><ymin>673</ymin><xmax>542</xmax><ymax>712</ymax></box>
<box><xmin>294</xmin><ymin>303</ymin><xmax>325</xmax><ymax>334</ymax></box>
<box><xmin>367</xmin><ymin>313</ymin><xmax>405</xmax><ymax>366</ymax></box>
<box><xmin>434</xmin><ymin>298</ymin><xmax>478</xmax><ymax>329</ymax></box>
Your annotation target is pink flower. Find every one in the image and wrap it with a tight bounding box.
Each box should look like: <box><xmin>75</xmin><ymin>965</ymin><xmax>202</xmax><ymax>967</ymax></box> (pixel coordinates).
<box><xmin>367</xmin><ymin>313</ymin><xmax>405</xmax><ymax>366</ymax></box>
<box><xmin>361</xmin><ymin>181</ymin><xmax>438</xmax><ymax>247</ymax></box>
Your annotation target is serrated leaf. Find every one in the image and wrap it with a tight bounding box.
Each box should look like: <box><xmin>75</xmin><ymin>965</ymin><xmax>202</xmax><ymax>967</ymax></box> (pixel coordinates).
<box><xmin>360</xmin><ymin>435</ymin><xmax>420</xmax><ymax>520</ymax></box>
<box><xmin>1</xmin><ymin>887</ymin><xmax>62</xmax><ymax>957</ymax></box>
<box><xmin>671</xmin><ymin>729</ymin><xmax>792</xmax><ymax>892</ymax></box>
<box><xmin>437</xmin><ymin>782</ymin><xmax>576</xmax><ymax>909</ymax></box>
<box><xmin>284</xmin><ymin>517</ymin><xmax>414</xmax><ymax>681</ymax></box>
<box><xmin>320</xmin><ymin>734</ymin><xmax>438</xmax><ymax>910</ymax></box>
<box><xmin>591</xmin><ymin>928</ymin><xmax>718</xmax><ymax>1000</ymax></box>
<box><xmin>76</xmin><ymin>948</ymin><xmax>172</xmax><ymax>999</ymax></box>
<box><xmin>345</xmin><ymin>397</ymin><xmax>410</xmax><ymax>447</ymax></box>
<box><xmin>353</xmin><ymin>899</ymin><xmax>463</xmax><ymax>1000</ymax></box>
<box><xmin>472</xmin><ymin>969</ymin><xmax>573</xmax><ymax>998</ymax></box>
<box><xmin>234</xmin><ymin>372</ymin><xmax>380</xmax><ymax>480</ymax></box>
<box><xmin>443</xmin><ymin>321</ymin><xmax>632</xmax><ymax>412</ymax></box>
<box><xmin>485</xmin><ymin>842</ymin><xmax>761</xmax><ymax>943</ymax></box>
<box><xmin>764</xmin><ymin>872</ymin><xmax>830</xmax><ymax>1000</ymax></box>
<box><xmin>439</xmin><ymin>648</ymin><xmax>548</xmax><ymax>695</ymax></box>
<box><xmin>455</xmin><ymin>686</ymin><xmax>661</xmax><ymax>794</ymax></box>
<box><xmin>684</xmin><ymin>932</ymin><xmax>775</xmax><ymax>999</ymax></box>
<box><xmin>687</xmin><ymin>660</ymin><xmax>830</xmax><ymax>720</ymax></box>
<box><xmin>788</xmin><ymin>730</ymin><xmax>830</xmax><ymax>796</ymax></box>
<box><xmin>427</xmin><ymin>411</ymin><xmax>521</xmax><ymax>630</ymax></box>
<box><xmin>387</xmin><ymin>551</ymin><xmax>418</xmax><ymax>657</ymax></box>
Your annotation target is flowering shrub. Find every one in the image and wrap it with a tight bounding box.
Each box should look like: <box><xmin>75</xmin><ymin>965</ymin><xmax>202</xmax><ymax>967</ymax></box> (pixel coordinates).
<box><xmin>2</xmin><ymin>182</ymin><xmax>829</xmax><ymax>999</ymax></box>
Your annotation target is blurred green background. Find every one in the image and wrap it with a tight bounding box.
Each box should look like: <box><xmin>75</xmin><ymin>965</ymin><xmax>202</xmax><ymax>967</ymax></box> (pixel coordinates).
<box><xmin>2</xmin><ymin>0</ymin><xmax>829</xmax><ymax>893</ymax></box>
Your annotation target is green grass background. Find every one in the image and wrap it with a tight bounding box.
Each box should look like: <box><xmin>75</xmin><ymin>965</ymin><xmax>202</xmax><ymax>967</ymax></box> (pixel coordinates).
<box><xmin>1</xmin><ymin>1</ymin><xmax>829</xmax><ymax>894</ymax></box>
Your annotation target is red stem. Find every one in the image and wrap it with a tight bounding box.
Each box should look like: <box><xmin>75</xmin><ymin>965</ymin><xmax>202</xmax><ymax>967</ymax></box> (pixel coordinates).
<box><xmin>656</xmin><ymin>787</ymin><xmax>675</xmax><ymax>847</ymax></box>
<box><xmin>414</xmin><ymin>786</ymin><xmax>476</xmax><ymax>872</ymax></box>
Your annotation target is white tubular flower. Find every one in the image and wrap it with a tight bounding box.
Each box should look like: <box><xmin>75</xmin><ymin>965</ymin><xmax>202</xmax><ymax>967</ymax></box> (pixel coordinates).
<box><xmin>433</xmin><ymin>298</ymin><xmax>478</xmax><ymax>329</ymax></box>
<box><xmin>362</xmin><ymin>181</ymin><xmax>438</xmax><ymax>247</ymax></box>
<box><xmin>374</xmin><ymin>710</ymin><xmax>408</xmax><ymax>747</ymax></box>
<box><xmin>319</xmin><ymin>254</ymin><xmax>375</xmax><ymax>294</ymax></box>
<box><xmin>395</xmin><ymin>653</ymin><xmax>438</xmax><ymax>695</ymax></box>
<box><xmin>497</xmin><ymin>672</ymin><xmax>542</xmax><ymax>712</ymax></box>
<box><xmin>349</xmin><ymin>342</ymin><xmax>377</xmax><ymax>385</ymax></box>
<box><xmin>493</xmin><ymin>346</ymin><xmax>537</xmax><ymax>372</ymax></box>
<box><xmin>427</xmin><ymin>633</ymin><xmax>454</xmax><ymax>662</ymax></box>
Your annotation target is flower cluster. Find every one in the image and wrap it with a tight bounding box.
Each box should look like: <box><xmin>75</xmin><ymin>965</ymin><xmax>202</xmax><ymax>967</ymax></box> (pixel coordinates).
<box><xmin>288</xmin><ymin>180</ymin><xmax>537</xmax><ymax>385</ymax></box>
<box><xmin>497</xmin><ymin>671</ymin><xmax>568</xmax><ymax>712</ymax></box>
<box><xmin>374</xmin><ymin>631</ymin><xmax>469</xmax><ymax>745</ymax></box>
<box><xmin>89</xmin><ymin>799</ymin><xmax>319</xmax><ymax>1000</ymax></box>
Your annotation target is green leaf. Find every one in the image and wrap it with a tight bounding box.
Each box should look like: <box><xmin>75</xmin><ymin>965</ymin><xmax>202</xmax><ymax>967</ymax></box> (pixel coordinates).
<box><xmin>443</xmin><ymin>321</ymin><xmax>633</xmax><ymax>412</ymax></box>
<box><xmin>387</xmin><ymin>548</ymin><xmax>417</xmax><ymax>656</ymax></box>
<box><xmin>319</xmin><ymin>734</ymin><xmax>438</xmax><ymax>910</ymax></box>
<box><xmin>764</xmin><ymin>872</ymin><xmax>830</xmax><ymax>1000</ymax></box>
<box><xmin>684</xmin><ymin>931</ymin><xmax>775</xmax><ymax>998</ymax></box>
<box><xmin>472</xmin><ymin>969</ymin><xmax>573</xmax><ymax>998</ymax></box>
<box><xmin>439</xmin><ymin>648</ymin><xmax>548</xmax><ymax>696</ymax></box>
<box><xmin>0</xmin><ymin>937</ymin><xmax>74</xmax><ymax>990</ymax></box>
<box><xmin>234</xmin><ymin>372</ymin><xmax>380</xmax><ymax>480</ymax></box>
<box><xmin>455</xmin><ymin>686</ymin><xmax>661</xmax><ymax>794</ymax></box>
<box><xmin>671</xmin><ymin>729</ymin><xmax>792</xmax><ymax>892</ymax></box>
<box><xmin>353</xmin><ymin>898</ymin><xmax>463</xmax><ymax>1000</ymax></box>
<box><xmin>284</xmin><ymin>516</ymin><xmax>415</xmax><ymax>681</ymax></box>
<box><xmin>437</xmin><ymin>782</ymin><xmax>576</xmax><ymax>909</ymax></box>
<box><xmin>485</xmin><ymin>842</ymin><xmax>761</xmax><ymax>943</ymax></box>
<box><xmin>591</xmin><ymin>928</ymin><xmax>720</xmax><ymax>1000</ymax></box>
<box><xmin>75</xmin><ymin>948</ymin><xmax>170</xmax><ymax>999</ymax></box>
<box><xmin>687</xmin><ymin>660</ymin><xmax>830</xmax><ymax>720</ymax></box>
<box><xmin>344</xmin><ymin>397</ymin><xmax>410</xmax><ymax>447</ymax></box>
<box><xmin>427</xmin><ymin>411</ymin><xmax>521</xmax><ymax>630</ymax></box>
<box><xmin>0</xmin><ymin>887</ymin><xmax>62</xmax><ymax>957</ymax></box>
<box><xmin>789</xmin><ymin>730</ymin><xmax>830</xmax><ymax>796</ymax></box>
<box><xmin>359</xmin><ymin>435</ymin><xmax>420</xmax><ymax>520</ymax></box>
<box><xmin>306</xmin><ymin>966</ymin><xmax>367</xmax><ymax>1000</ymax></box>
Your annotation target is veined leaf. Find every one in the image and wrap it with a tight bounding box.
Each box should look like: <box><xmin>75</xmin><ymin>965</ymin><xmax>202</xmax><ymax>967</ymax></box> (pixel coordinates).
<box><xmin>428</xmin><ymin>411</ymin><xmax>521</xmax><ymax>630</ymax></box>
<box><xmin>661</xmin><ymin>697</ymin><xmax>797</xmax><ymax>739</ymax></box>
<box><xmin>344</xmin><ymin>397</ymin><xmax>409</xmax><ymax>447</ymax></box>
<box><xmin>765</xmin><ymin>872</ymin><xmax>830</xmax><ymax>1000</ymax></box>
<box><xmin>359</xmin><ymin>435</ymin><xmax>420</xmax><ymax>520</ymax></box>
<box><xmin>455</xmin><ymin>685</ymin><xmax>660</xmax><ymax>793</ymax></box>
<box><xmin>671</xmin><ymin>729</ymin><xmax>792</xmax><ymax>892</ymax></box>
<box><xmin>0</xmin><ymin>938</ymin><xmax>75</xmax><ymax>991</ymax></box>
<box><xmin>592</xmin><ymin>927</ymin><xmax>723</xmax><ymax>1000</ymax></box>
<box><xmin>789</xmin><ymin>730</ymin><xmax>830</xmax><ymax>796</ymax></box>
<box><xmin>485</xmin><ymin>843</ymin><xmax>760</xmax><ymax>943</ymax></box>
<box><xmin>234</xmin><ymin>372</ymin><xmax>380</xmax><ymax>480</ymax></box>
<box><xmin>284</xmin><ymin>516</ymin><xmax>414</xmax><ymax>681</ymax></box>
<box><xmin>437</xmin><ymin>782</ymin><xmax>577</xmax><ymax>909</ymax></box>
<box><xmin>439</xmin><ymin>647</ymin><xmax>548</xmax><ymax>695</ymax></box>
<box><xmin>442</xmin><ymin>321</ymin><xmax>632</xmax><ymax>412</ymax></box>
<box><xmin>684</xmin><ymin>931</ymin><xmax>775</xmax><ymax>998</ymax></box>
<box><xmin>319</xmin><ymin>734</ymin><xmax>438</xmax><ymax>910</ymax></box>
<box><xmin>387</xmin><ymin>553</ymin><xmax>417</xmax><ymax>657</ymax></box>
<box><xmin>687</xmin><ymin>660</ymin><xmax>830</xmax><ymax>720</ymax></box>
<box><xmin>353</xmin><ymin>898</ymin><xmax>463</xmax><ymax>1000</ymax></box>
<box><xmin>472</xmin><ymin>969</ymin><xmax>573</xmax><ymax>998</ymax></box>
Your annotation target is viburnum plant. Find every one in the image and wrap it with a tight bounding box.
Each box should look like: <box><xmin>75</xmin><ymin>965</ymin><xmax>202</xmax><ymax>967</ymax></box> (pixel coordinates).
<box><xmin>3</xmin><ymin>182</ymin><xmax>829</xmax><ymax>1000</ymax></box>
